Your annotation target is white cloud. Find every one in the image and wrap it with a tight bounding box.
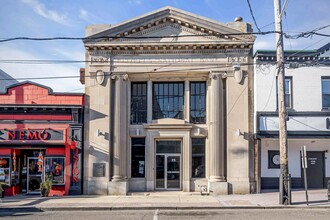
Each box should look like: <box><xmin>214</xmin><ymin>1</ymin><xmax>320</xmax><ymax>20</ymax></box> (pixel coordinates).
<box><xmin>0</xmin><ymin>45</ymin><xmax>84</xmax><ymax>92</ymax></box>
<box><xmin>79</xmin><ymin>9</ymin><xmax>89</xmax><ymax>22</ymax></box>
<box><xmin>128</xmin><ymin>0</ymin><xmax>142</xmax><ymax>5</ymax></box>
<box><xmin>21</xmin><ymin>0</ymin><xmax>70</xmax><ymax>26</ymax></box>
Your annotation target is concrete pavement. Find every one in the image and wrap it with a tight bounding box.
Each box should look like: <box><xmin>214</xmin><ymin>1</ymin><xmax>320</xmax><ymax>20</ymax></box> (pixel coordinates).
<box><xmin>0</xmin><ymin>189</ymin><xmax>329</xmax><ymax>211</ymax></box>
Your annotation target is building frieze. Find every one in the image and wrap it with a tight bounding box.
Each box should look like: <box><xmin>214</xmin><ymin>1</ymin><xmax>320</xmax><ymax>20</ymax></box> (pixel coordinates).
<box><xmin>88</xmin><ymin>55</ymin><xmax>249</xmax><ymax>66</ymax></box>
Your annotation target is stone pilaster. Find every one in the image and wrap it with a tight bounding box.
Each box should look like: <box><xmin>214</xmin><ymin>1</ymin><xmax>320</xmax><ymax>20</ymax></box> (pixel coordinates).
<box><xmin>208</xmin><ymin>72</ymin><xmax>227</xmax><ymax>194</ymax></box>
<box><xmin>111</xmin><ymin>74</ymin><xmax>129</xmax><ymax>182</ymax></box>
<box><xmin>147</xmin><ymin>80</ymin><xmax>153</xmax><ymax>123</ymax></box>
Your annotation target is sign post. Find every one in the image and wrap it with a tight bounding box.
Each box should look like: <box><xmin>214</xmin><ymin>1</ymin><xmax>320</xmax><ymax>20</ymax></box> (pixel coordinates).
<box><xmin>301</xmin><ymin>145</ymin><xmax>309</xmax><ymax>205</ymax></box>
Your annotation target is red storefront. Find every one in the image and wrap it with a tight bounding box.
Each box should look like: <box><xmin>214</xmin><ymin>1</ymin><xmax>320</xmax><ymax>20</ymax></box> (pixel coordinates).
<box><xmin>0</xmin><ymin>81</ymin><xmax>84</xmax><ymax>196</ymax></box>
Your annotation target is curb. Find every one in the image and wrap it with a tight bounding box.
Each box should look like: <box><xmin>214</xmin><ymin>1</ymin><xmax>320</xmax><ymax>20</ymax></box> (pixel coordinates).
<box><xmin>1</xmin><ymin>205</ymin><xmax>330</xmax><ymax>212</ymax></box>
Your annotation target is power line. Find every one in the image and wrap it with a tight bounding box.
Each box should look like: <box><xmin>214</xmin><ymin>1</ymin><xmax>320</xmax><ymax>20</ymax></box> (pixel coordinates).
<box><xmin>0</xmin><ymin>63</ymin><xmax>261</xmax><ymax>81</ymax></box>
<box><xmin>284</xmin><ymin>24</ymin><xmax>330</xmax><ymax>39</ymax></box>
<box><xmin>0</xmin><ymin>32</ymin><xmax>278</xmax><ymax>43</ymax></box>
<box><xmin>246</xmin><ymin>0</ymin><xmax>261</xmax><ymax>32</ymax></box>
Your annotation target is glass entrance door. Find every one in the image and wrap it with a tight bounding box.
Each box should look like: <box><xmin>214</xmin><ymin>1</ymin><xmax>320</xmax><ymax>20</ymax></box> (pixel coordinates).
<box><xmin>155</xmin><ymin>140</ymin><xmax>181</xmax><ymax>190</ymax></box>
<box><xmin>27</xmin><ymin>157</ymin><xmax>42</xmax><ymax>193</ymax></box>
<box><xmin>156</xmin><ymin>154</ymin><xmax>181</xmax><ymax>189</ymax></box>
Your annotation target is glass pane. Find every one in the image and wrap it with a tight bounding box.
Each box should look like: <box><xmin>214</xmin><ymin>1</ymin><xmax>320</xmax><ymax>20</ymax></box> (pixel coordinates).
<box><xmin>156</xmin><ymin>141</ymin><xmax>181</xmax><ymax>153</ymax></box>
<box><xmin>167</xmin><ymin>156</ymin><xmax>180</xmax><ymax>189</ymax></box>
<box><xmin>322</xmin><ymin>94</ymin><xmax>330</xmax><ymax>108</ymax></box>
<box><xmin>156</xmin><ymin>155</ymin><xmax>165</xmax><ymax>188</ymax></box>
<box><xmin>190</xmin><ymin>82</ymin><xmax>206</xmax><ymax>123</ymax></box>
<box><xmin>285</xmin><ymin>94</ymin><xmax>291</xmax><ymax>108</ymax></box>
<box><xmin>131</xmin><ymin>138</ymin><xmax>145</xmax><ymax>178</ymax></box>
<box><xmin>28</xmin><ymin>158</ymin><xmax>41</xmax><ymax>192</ymax></box>
<box><xmin>322</xmin><ymin>80</ymin><xmax>330</xmax><ymax>94</ymax></box>
<box><xmin>45</xmin><ymin>157</ymin><xmax>65</xmax><ymax>185</ymax></box>
<box><xmin>192</xmin><ymin>138</ymin><xmax>205</xmax><ymax>178</ymax></box>
<box><xmin>131</xmin><ymin>83</ymin><xmax>147</xmax><ymax>124</ymax></box>
<box><xmin>153</xmin><ymin>82</ymin><xmax>184</xmax><ymax>120</ymax></box>
<box><xmin>0</xmin><ymin>157</ymin><xmax>11</xmax><ymax>185</ymax></box>
<box><xmin>285</xmin><ymin>79</ymin><xmax>290</xmax><ymax>94</ymax></box>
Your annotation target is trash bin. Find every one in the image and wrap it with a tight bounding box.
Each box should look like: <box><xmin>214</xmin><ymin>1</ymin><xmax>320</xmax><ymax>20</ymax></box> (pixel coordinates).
<box><xmin>327</xmin><ymin>180</ymin><xmax>330</xmax><ymax>202</ymax></box>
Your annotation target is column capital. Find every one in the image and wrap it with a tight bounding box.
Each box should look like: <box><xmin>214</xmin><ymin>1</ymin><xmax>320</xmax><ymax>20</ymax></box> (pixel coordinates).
<box><xmin>209</xmin><ymin>71</ymin><xmax>227</xmax><ymax>80</ymax></box>
<box><xmin>111</xmin><ymin>73</ymin><xmax>129</xmax><ymax>81</ymax></box>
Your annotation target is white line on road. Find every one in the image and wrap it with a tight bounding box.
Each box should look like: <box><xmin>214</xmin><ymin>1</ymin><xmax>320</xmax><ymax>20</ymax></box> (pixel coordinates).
<box><xmin>153</xmin><ymin>209</ymin><xmax>159</xmax><ymax>220</ymax></box>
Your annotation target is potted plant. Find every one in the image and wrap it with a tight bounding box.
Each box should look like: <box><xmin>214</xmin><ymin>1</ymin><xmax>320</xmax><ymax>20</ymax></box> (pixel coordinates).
<box><xmin>40</xmin><ymin>174</ymin><xmax>52</xmax><ymax>197</ymax></box>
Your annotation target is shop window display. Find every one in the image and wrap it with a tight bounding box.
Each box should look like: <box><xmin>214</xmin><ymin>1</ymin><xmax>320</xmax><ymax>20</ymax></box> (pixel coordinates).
<box><xmin>0</xmin><ymin>157</ymin><xmax>11</xmax><ymax>185</ymax></box>
<box><xmin>45</xmin><ymin>157</ymin><xmax>65</xmax><ymax>185</ymax></box>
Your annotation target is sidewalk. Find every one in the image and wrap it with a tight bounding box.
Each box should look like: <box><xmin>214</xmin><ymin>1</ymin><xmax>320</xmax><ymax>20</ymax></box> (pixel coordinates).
<box><xmin>0</xmin><ymin>189</ymin><xmax>329</xmax><ymax>211</ymax></box>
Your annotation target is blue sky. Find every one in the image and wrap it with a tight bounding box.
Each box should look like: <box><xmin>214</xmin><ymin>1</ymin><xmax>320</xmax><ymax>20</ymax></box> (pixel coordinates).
<box><xmin>0</xmin><ymin>0</ymin><xmax>329</xmax><ymax>92</ymax></box>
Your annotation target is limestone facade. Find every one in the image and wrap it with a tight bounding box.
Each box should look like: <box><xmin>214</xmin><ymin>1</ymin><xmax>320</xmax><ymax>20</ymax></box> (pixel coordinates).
<box><xmin>83</xmin><ymin>6</ymin><xmax>255</xmax><ymax>195</ymax></box>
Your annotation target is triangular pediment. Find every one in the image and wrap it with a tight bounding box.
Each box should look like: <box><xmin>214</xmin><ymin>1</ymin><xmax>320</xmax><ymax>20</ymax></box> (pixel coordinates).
<box><xmin>110</xmin><ymin>22</ymin><xmax>229</xmax><ymax>43</ymax></box>
<box><xmin>84</xmin><ymin>6</ymin><xmax>255</xmax><ymax>45</ymax></box>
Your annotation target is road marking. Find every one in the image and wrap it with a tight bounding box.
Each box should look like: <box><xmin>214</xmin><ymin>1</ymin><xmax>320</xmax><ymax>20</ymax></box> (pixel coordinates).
<box><xmin>153</xmin><ymin>209</ymin><xmax>159</xmax><ymax>220</ymax></box>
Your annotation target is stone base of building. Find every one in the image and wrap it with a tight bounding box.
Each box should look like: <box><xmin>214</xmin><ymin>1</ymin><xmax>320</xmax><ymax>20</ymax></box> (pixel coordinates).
<box><xmin>85</xmin><ymin>179</ymin><xmax>108</xmax><ymax>195</ymax></box>
<box><xmin>108</xmin><ymin>181</ymin><xmax>129</xmax><ymax>195</ymax></box>
<box><xmin>227</xmin><ymin>178</ymin><xmax>251</xmax><ymax>194</ymax></box>
<box><xmin>208</xmin><ymin>181</ymin><xmax>228</xmax><ymax>195</ymax></box>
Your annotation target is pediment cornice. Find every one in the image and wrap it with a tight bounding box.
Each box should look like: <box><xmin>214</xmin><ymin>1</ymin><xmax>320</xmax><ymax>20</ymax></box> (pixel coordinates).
<box><xmin>84</xmin><ymin>6</ymin><xmax>255</xmax><ymax>46</ymax></box>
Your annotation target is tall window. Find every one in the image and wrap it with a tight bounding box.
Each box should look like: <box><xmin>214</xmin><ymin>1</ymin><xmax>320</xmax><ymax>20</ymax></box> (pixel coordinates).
<box><xmin>284</xmin><ymin>77</ymin><xmax>292</xmax><ymax>109</ymax></box>
<box><xmin>322</xmin><ymin>78</ymin><xmax>330</xmax><ymax>109</ymax></box>
<box><xmin>276</xmin><ymin>77</ymin><xmax>292</xmax><ymax>109</ymax></box>
<box><xmin>131</xmin><ymin>82</ymin><xmax>147</xmax><ymax>124</ymax></box>
<box><xmin>191</xmin><ymin>138</ymin><xmax>205</xmax><ymax>178</ymax></box>
<box><xmin>190</xmin><ymin>82</ymin><xmax>206</xmax><ymax>123</ymax></box>
<box><xmin>152</xmin><ymin>82</ymin><xmax>184</xmax><ymax>120</ymax></box>
<box><xmin>131</xmin><ymin>138</ymin><xmax>145</xmax><ymax>178</ymax></box>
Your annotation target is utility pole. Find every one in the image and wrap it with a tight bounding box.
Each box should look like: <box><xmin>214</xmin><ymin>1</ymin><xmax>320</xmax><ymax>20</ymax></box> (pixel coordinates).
<box><xmin>274</xmin><ymin>0</ymin><xmax>290</xmax><ymax>205</ymax></box>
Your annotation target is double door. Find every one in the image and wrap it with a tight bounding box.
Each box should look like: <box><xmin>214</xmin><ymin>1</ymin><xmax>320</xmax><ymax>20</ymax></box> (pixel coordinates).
<box><xmin>156</xmin><ymin>154</ymin><xmax>180</xmax><ymax>190</ymax></box>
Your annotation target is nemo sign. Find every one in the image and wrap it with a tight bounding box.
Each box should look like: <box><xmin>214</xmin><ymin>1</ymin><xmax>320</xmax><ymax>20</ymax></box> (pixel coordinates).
<box><xmin>7</xmin><ymin>130</ymin><xmax>50</xmax><ymax>140</ymax></box>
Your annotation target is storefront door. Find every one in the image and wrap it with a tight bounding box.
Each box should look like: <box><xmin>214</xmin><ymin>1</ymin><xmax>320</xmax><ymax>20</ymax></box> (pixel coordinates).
<box><xmin>302</xmin><ymin>151</ymin><xmax>325</xmax><ymax>189</ymax></box>
<box><xmin>27</xmin><ymin>157</ymin><xmax>43</xmax><ymax>193</ymax></box>
<box><xmin>155</xmin><ymin>140</ymin><xmax>181</xmax><ymax>190</ymax></box>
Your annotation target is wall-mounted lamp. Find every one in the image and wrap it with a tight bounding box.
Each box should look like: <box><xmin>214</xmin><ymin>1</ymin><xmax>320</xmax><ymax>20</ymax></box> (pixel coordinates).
<box><xmin>136</xmin><ymin>129</ymin><xmax>140</xmax><ymax>136</ymax></box>
<box><xmin>96</xmin><ymin>129</ymin><xmax>104</xmax><ymax>137</ymax></box>
<box><xmin>236</xmin><ymin>129</ymin><xmax>243</xmax><ymax>137</ymax></box>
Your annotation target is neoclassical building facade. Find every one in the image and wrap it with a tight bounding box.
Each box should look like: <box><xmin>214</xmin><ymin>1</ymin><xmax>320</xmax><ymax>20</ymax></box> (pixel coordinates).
<box><xmin>83</xmin><ymin>6</ymin><xmax>255</xmax><ymax>195</ymax></box>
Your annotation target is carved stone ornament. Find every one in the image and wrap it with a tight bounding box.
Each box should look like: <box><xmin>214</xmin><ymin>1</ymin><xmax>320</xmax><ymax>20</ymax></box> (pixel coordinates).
<box><xmin>95</xmin><ymin>70</ymin><xmax>105</xmax><ymax>85</ymax></box>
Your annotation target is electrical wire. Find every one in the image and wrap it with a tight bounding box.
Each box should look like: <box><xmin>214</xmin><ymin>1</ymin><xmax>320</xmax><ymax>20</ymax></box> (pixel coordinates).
<box><xmin>0</xmin><ymin>62</ymin><xmax>259</xmax><ymax>81</ymax></box>
<box><xmin>246</xmin><ymin>0</ymin><xmax>261</xmax><ymax>32</ymax></box>
<box><xmin>0</xmin><ymin>32</ymin><xmax>275</xmax><ymax>43</ymax></box>
<box><xmin>284</xmin><ymin>24</ymin><xmax>330</xmax><ymax>39</ymax></box>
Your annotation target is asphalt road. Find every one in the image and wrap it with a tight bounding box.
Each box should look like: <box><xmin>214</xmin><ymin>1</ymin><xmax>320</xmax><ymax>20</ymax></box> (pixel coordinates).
<box><xmin>1</xmin><ymin>209</ymin><xmax>330</xmax><ymax>220</ymax></box>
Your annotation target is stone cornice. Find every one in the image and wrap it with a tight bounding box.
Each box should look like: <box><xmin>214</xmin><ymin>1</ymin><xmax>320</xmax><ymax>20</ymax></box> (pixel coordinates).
<box><xmin>143</xmin><ymin>123</ymin><xmax>193</xmax><ymax>130</ymax></box>
<box><xmin>85</xmin><ymin>44</ymin><xmax>253</xmax><ymax>54</ymax></box>
<box><xmin>84</xmin><ymin>7</ymin><xmax>255</xmax><ymax>44</ymax></box>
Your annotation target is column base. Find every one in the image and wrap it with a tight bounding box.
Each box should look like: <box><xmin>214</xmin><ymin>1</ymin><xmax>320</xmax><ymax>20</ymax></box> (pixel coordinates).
<box><xmin>208</xmin><ymin>181</ymin><xmax>228</xmax><ymax>195</ymax></box>
<box><xmin>108</xmin><ymin>181</ymin><xmax>128</xmax><ymax>195</ymax></box>
<box><xmin>209</xmin><ymin>176</ymin><xmax>226</xmax><ymax>182</ymax></box>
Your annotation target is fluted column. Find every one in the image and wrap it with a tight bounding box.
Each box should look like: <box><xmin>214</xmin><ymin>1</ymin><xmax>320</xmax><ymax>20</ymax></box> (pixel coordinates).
<box><xmin>209</xmin><ymin>72</ymin><xmax>225</xmax><ymax>182</ymax></box>
<box><xmin>112</xmin><ymin>73</ymin><xmax>128</xmax><ymax>182</ymax></box>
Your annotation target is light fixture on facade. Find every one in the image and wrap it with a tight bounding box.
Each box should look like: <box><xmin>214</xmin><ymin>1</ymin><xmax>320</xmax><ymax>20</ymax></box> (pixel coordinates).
<box><xmin>136</xmin><ymin>129</ymin><xmax>140</xmax><ymax>136</ymax></box>
<box><xmin>236</xmin><ymin>129</ymin><xmax>243</xmax><ymax>137</ymax></box>
<box><xmin>96</xmin><ymin>129</ymin><xmax>103</xmax><ymax>137</ymax></box>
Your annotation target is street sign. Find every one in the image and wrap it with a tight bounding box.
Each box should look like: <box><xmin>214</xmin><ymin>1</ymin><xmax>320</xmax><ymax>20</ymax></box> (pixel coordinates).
<box><xmin>301</xmin><ymin>145</ymin><xmax>309</xmax><ymax>205</ymax></box>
